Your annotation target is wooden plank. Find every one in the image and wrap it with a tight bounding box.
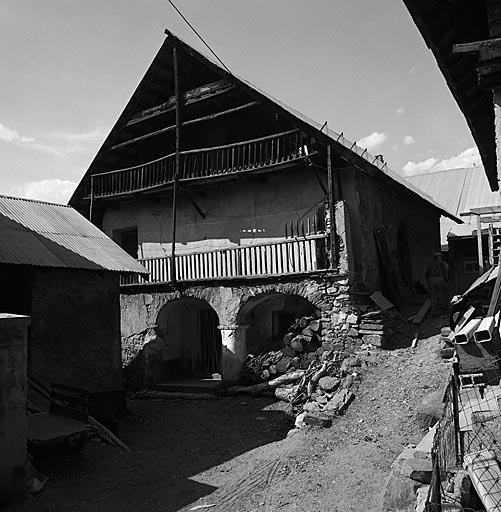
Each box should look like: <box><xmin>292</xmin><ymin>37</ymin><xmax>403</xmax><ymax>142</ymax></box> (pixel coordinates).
<box><xmin>452</xmin><ymin>37</ymin><xmax>501</xmax><ymax>54</ymax></box>
<box><xmin>370</xmin><ymin>291</ymin><xmax>394</xmax><ymax>310</ymax></box>
<box><xmin>127</xmin><ymin>79</ymin><xmax>234</xmax><ymax>126</ymax></box>
<box><xmin>461</xmin><ymin>206</ymin><xmax>501</xmax><ymax>216</ymax></box>
<box><xmin>412</xmin><ymin>299</ymin><xmax>431</xmax><ymax>324</ymax></box>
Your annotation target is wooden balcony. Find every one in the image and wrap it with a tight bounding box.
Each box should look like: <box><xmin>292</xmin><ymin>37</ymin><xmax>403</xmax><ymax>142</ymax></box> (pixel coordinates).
<box><xmin>121</xmin><ymin>234</ymin><xmax>328</xmax><ymax>286</ymax></box>
<box><xmin>89</xmin><ymin>129</ymin><xmax>312</xmax><ymax>199</ymax></box>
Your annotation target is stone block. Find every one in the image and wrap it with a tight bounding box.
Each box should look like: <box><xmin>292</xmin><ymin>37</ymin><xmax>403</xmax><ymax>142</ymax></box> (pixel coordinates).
<box><xmin>303</xmin><ymin>413</ymin><xmax>332</xmax><ymax>428</ymax></box>
<box><xmin>318</xmin><ymin>376</ymin><xmax>340</xmax><ymax>392</ymax></box>
<box><xmin>347</xmin><ymin>314</ymin><xmax>358</xmax><ymax>324</ymax></box>
<box><xmin>362</xmin><ymin>334</ymin><xmax>383</xmax><ymax>347</ymax></box>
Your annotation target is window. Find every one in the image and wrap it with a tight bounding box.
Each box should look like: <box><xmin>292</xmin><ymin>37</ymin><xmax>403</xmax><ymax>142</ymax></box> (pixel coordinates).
<box><xmin>113</xmin><ymin>227</ymin><xmax>138</xmax><ymax>258</ymax></box>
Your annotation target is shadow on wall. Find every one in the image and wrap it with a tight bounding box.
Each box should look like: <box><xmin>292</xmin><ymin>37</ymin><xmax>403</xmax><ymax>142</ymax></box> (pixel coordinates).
<box><xmin>123</xmin><ymin>297</ymin><xmax>222</xmax><ymax>390</ymax></box>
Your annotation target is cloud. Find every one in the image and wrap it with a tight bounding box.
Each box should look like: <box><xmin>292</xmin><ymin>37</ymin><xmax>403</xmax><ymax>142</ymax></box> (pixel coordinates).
<box><xmin>356</xmin><ymin>131</ymin><xmax>387</xmax><ymax>152</ymax></box>
<box><xmin>403</xmin><ymin>146</ymin><xmax>481</xmax><ymax>176</ymax></box>
<box><xmin>9</xmin><ymin>179</ymin><xmax>77</xmax><ymax>204</ymax></box>
<box><xmin>0</xmin><ymin>123</ymin><xmax>34</xmax><ymax>143</ymax></box>
<box><xmin>0</xmin><ymin>121</ymin><xmax>105</xmax><ymax>157</ymax></box>
<box><xmin>396</xmin><ymin>107</ymin><xmax>405</xmax><ymax>116</ymax></box>
<box><xmin>403</xmin><ymin>135</ymin><xmax>415</xmax><ymax>146</ymax></box>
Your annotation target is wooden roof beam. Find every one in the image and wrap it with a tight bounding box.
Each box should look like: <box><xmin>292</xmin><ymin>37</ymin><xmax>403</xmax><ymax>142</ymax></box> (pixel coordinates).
<box><xmin>127</xmin><ymin>78</ymin><xmax>235</xmax><ymax>126</ymax></box>
<box><xmin>112</xmin><ymin>101</ymin><xmax>259</xmax><ymax>151</ymax></box>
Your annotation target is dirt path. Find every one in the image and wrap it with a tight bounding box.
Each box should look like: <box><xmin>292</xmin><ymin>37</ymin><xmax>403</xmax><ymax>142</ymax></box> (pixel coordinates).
<box><xmin>9</xmin><ymin>317</ymin><xmax>450</xmax><ymax>512</ymax></box>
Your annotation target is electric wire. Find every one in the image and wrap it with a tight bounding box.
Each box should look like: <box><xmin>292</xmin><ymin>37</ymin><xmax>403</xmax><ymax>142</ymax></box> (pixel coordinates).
<box><xmin>165</xmin><ymin>0</ymin><xmax>232</xmax><ymax>75</ymax></box>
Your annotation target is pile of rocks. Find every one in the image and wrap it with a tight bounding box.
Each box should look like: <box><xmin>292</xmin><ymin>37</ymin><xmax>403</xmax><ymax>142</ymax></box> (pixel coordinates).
<box><xmin>237</xmin><ymin>314</ymin><xmax>364</xmax><ymax>427</ymax></box>
<box><xmin>243</xmin><ymin>315</ymin><xmax>323</xmax><ymax>382</ymax></box>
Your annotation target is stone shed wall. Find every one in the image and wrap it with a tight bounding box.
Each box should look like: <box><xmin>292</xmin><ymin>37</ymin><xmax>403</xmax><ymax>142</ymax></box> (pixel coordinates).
<box><xmin>343</xmin><ymin>169</ymin><xmax>441</xmax><ymax>292</ymax></box>
<box><xmin>120</xmin><ymin>274</ymin><xmax>358</xmax><ymax>387</ymax></box>
<box><xmin>29</xmin><ymin>268</ymin><xmax>122</xmax><ymax>393</ymax></box>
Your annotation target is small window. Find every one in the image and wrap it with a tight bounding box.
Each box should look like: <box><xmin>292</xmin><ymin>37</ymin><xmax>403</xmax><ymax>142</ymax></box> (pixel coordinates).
<box><xmin>113</xmin><ymin>227</ymin><xmax>138</xmax><ymax>258</ymax></box>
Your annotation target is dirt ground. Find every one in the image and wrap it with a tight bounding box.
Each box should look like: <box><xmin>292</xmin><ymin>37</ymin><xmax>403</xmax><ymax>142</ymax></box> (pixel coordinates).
<box><xmin>7</xmin><ymin>316</ymin><xmax>450</xmax><ymax>512</ymax></box>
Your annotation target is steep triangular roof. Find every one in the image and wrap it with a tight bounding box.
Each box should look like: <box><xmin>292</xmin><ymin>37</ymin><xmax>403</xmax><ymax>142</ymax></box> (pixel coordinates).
<box><xmin>70</xmin><ymin>30</ymin><xmax>460</xmax><ymax>223</ymax></box>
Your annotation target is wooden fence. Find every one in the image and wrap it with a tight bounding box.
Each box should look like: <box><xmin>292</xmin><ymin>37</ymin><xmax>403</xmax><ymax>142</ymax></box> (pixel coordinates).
<box><xmin>121</xmin><ymin>234</ymin><xmax>327</xmax><ymax>285</ymax></box>
<box><xmin>90</xmin><ymin>129</ymin><xmax>311</xmax><ymax>199</ymax></box>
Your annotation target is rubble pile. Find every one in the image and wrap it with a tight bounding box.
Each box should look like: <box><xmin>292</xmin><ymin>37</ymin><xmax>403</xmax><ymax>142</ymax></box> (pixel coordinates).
<box><xmin>243</xmin><ymin>315</ymin><xmax>323</xmax><ymax>383</ymax></box>
<box><xmin>236</xmin><ymin>314</ymin><xmax>364</xmax><ymax>427</ymax></box>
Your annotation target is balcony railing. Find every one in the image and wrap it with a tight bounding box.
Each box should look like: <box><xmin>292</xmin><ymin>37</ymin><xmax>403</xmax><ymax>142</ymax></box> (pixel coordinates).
<box><xmin>90</xmin><ymin>129</ymin><xmax>311</xmax><ymax>199</ymax></box>
<box><xmin>121</xmin><ymin>234</ymin><xmax>327</xmax><ymax>286</ymax></box>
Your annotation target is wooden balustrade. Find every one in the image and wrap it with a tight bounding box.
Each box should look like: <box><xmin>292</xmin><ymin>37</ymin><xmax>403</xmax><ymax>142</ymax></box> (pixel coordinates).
<box><xmin>121</xmin><ymin>234</ymin><xmax>327</xmax><ymax>286</ymax></box>
<box><xmin>90</xmin><ymin>129</ymin><xmax>310</xmax><ymax>198</ymax></box>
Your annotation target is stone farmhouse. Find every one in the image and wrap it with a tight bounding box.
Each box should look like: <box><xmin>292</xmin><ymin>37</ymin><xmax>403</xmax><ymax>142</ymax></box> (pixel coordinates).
<box><xmin>69</xmin><ymin>31</ymin><xmax>458</xmax><ymax>387</ymax></box>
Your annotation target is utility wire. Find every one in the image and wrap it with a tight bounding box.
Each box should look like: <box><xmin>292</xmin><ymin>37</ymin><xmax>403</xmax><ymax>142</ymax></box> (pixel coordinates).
<box><xmin>165</xmin><ymin>0</ymin><xmax>232</xmax><ymax>75</ymax></box>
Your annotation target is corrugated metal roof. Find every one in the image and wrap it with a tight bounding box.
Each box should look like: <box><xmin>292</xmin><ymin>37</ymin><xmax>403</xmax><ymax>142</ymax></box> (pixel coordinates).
<box><xmin>0</xmin><ymin>195</ymin><xmax>148</xmax><ymax>273</ymax></box>
<box><xmin>408</xmin><ymin>167</ymin><xmax>501</xmax><ymax>244</ymax></box>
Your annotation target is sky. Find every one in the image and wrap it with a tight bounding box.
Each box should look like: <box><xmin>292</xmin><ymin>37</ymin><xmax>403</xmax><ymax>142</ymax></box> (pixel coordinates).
<box><xmin>0</xmin><ymin>0</ymin><xmax>483</xmax><ymax>204</ymax></box>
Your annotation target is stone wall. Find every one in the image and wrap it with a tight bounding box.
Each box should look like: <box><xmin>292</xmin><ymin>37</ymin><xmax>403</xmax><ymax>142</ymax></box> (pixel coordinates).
<box><xmin>120</xmin><ymin>272</ymin><xmax>364</xmax><ymax>387</ymax></box>
<box><xmin>29</xmin><ymin>268</ymin><xmax>123</xmax><ymax>394</ymax></box>
<box><xmin>343</xmin><ymin>169</ymin><xmax>441</xmax><ymax>293</ymax></box>
<box><xmin>0</xmin><ymin>314</ymin><xmax>29</xmax><ymax>499</ymax></box>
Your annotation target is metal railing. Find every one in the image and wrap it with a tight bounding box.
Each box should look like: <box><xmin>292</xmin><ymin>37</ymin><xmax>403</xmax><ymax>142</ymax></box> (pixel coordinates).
<box><xmin>89</xmin><ymin>129</ymin><xmax>311</xmax><ymax>199</ymax></box>
<box><xmin>121</xmin><ymin>234</ymin><xmax>327</xmax><ymax>286</ymax></box>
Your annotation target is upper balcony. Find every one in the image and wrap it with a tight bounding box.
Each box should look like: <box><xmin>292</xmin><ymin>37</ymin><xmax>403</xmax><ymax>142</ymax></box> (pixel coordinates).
<box><xmin>86</xmin><ymin>129</ymin><xmax>313</xmax><ymax>200</ymax></box>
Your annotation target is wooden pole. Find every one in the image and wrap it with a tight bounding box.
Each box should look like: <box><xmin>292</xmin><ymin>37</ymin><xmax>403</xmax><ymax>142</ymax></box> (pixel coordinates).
<box><xmin>89</xmin><ymin>175</ymin><xmax>94</xmax><ymax>222</ymax></box>
<box><xmin>326</xmin><ymin>144</ymin><xmax>338</xmax><ymax>268</ymax></box>
<box><xmin>171</xmin><ymin>39</ymin><xmax>181</xmax><ymax>284</ymax></box>
<box><xmin>477</xmin><ymin>214</ymin><xmax>484</xmax><ymax>275</ymax></box>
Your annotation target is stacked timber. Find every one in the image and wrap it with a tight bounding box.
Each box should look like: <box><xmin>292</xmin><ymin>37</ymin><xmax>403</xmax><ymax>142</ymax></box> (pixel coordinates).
<box><xmin>243</xmin><ymin>315</ymin><xmax>323</xmax><ymax>383</ymax></box>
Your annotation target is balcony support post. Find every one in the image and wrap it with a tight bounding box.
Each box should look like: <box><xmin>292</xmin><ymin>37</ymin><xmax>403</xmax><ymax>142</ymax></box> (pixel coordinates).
<box><xmin>327</xmin><ymin>144</ymin><xmax>339</xmax><ymax>268</ymax></box>
<box><xmin>170</xmin><ymin>38</ymin><xmax>182</xmax><ymax>284</ymax></box>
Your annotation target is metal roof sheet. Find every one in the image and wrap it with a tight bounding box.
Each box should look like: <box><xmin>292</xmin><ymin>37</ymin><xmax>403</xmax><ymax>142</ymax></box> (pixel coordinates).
<box><xmin>0</xmin><ymin>195</ymin><xmax>147</xmax><ymax>273</ymax></box>
<box><xmin>408</xmin><ymin>167</ymin><xmax>501</xmax><ymax>244</ymax></box>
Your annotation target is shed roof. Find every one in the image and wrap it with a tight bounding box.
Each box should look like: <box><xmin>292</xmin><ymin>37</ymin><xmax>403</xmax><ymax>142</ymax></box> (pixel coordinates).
<box><xmin>0</xmin><ymin>195</ymin><xmax>147</xmax><ymax>273</ymax></box>
<box><xmin>407</xmin><ymin>166</ymin><xmax>501</xmax><ymax>242</ymax></box>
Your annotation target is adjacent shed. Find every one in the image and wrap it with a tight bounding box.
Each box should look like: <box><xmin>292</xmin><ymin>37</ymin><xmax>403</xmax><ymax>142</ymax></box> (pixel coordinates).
<box><xmin>0</xmin><ymin>194</ymin><xmax>147</xmax><ymax>411</ymax></box>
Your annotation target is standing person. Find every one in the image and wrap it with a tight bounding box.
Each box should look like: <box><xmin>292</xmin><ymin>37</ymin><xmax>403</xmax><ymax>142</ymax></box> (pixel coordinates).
<box><xmin>425</xmin><ymin>252</ymin><xmax>450</xmax><ymax>316</ymax></box>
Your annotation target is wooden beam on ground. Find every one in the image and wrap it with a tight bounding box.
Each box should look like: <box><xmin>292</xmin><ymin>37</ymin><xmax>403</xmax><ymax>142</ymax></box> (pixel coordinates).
<box><xmin>412</xmin><ymin>299</ymin><xmax>430</xmax><ymax>324</ymax></box>
<box><xmin>112</xmin><ymin>101</ymin><xmax>259</xmax><ymax>151</ymax></box>
<box><xmin>127</xmin><ymin>79</ymin><xmax>234</xmax><ymax>126</ymax></box>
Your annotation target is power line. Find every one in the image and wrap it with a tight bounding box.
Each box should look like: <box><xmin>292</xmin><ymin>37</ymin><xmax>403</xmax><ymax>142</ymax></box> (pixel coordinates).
<box><xmin>165</xmin><ymin>0</ymin><xmax>232</xmax><ymax>75</ymax></box>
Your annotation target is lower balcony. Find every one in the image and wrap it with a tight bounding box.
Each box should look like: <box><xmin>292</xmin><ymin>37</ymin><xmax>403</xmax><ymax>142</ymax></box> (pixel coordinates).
<box><xmin>121</xmin><ymin>234</ymin><xmax>328</xmax><ymax>286</ymax></box>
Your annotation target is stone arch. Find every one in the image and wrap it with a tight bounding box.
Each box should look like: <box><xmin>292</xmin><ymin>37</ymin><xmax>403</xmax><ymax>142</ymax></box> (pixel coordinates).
<box><xmin>156</xmin><ymin>296</ymin><xmax>222</xmax><ymax>379</ymax></box>
<box><xmin>236</xmin><ymin>290</ymin><xmax>319</xmax><ymax>355</ymax></box>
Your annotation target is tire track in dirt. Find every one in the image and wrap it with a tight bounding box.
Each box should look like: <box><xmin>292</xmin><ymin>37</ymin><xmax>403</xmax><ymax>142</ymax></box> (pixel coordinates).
<box><xmin>184</xmin><ymin>434</ymin><xmax>301</xmax><ymax>512</ymax></box>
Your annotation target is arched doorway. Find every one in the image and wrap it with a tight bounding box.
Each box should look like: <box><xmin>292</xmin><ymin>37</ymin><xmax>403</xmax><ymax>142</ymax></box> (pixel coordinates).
<box><xmin>237</xmin><ymin>293</ymin><xmax>318</xmax><ymax>355</ymax></box>
<box><xmin>156</xmin><ymin>298</ymin><xmax>222</xmax><ymax>379</ymax></box>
